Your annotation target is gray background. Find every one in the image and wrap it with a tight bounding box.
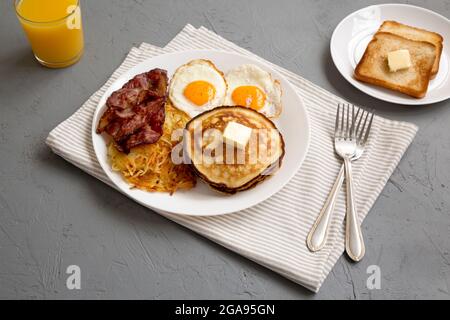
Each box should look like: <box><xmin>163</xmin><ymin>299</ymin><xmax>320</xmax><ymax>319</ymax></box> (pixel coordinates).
<box><xmin>0</xmin><ymin>0</ymin><xmax>449</xmax><ymax>300</ymax></box>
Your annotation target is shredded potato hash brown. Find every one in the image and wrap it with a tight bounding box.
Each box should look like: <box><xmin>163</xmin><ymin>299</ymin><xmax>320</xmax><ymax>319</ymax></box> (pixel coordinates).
<box><xmin>108</xmin><ymin>102</ymin><xmax>196</xmax><ymax>194</ymax></box>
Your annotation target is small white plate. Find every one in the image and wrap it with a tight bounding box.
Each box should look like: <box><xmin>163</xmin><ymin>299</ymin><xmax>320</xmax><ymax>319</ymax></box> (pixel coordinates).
<box><xmin>92</xmin><ymin>50</ymin><xmax>310</xmax><ymax>216</ymax></box>
<box><xmin>331</xmin><ymin>4</ymin><xmax>450</xmax><ymax>105</ymax></box>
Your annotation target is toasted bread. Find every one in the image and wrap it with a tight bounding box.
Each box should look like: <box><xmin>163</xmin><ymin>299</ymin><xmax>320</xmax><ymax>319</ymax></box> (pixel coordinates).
<box><xmin>378</xmin><ymin>21</ymin><xmax>443</xmax><ymax>77</ymax></box>
<box><xmin>354</xmin><ymin>32</ymin><xmax>436</xmax><ymax>99</ymax></box>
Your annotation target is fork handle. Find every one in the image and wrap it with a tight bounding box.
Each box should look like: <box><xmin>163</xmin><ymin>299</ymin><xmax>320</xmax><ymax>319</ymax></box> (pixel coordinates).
<box><xmin>307</xmin><ymin>164</ymin><xmax>345</xmax><ymax>252</ymax></box>
<box><xmin>343</xmin><ymin>158</ymin><xmax>365</xmax><ymax>262</ymax></box>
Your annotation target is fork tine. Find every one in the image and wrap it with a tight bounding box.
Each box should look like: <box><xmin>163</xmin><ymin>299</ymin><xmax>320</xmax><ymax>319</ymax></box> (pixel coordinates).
<box><xmin>335</xmin><ymin>103</ymin><xmax>341</xmax><ymax>137</ymax></box>
<box><xmin>354</xmin><ymin>106</ymin><xmax>361</xmax><ymax>126</ymax></box>
<box><xmin>362</xmin><ymin>111</ymin><xmax>375</xmax><ymax>144</ymax></box>
<box><xmin>346</xmin><ymin>104</ymin><xmax>350</xmax><ymax>139</ymax></box>
<box><xmin>355</xmin><ymin>108</ymin><xmax>365</xmax><ymax>140</ymax></box>
<box><xmin>354</xmin><ymin>107</ymin><xmax>361</xmax><ymax>138</ymax></box>
<box><xmin>358</xmin><ymin>110</ymin><xmax>370</xmax><ymax>141</ymax></box>
<box><xmin>341</xmin><ymin>103</ymin><xmax>345</xmax><ymax>138</ymax></box>
<box><xmin>350</xmin><ymin>105</ymin><xmax>356</xmax><ymax>139</ymax></box>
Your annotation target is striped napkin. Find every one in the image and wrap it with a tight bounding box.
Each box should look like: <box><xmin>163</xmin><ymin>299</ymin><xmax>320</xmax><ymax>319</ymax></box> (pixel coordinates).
<box><xmin>46</xmin><ymin>25</ymin><xmax>418</xmax><ymax>292</ymax></box>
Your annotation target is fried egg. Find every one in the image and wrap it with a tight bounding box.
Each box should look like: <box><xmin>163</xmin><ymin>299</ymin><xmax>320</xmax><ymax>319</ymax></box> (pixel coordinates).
<box><xmin>169</xmin><ymin>60</ymin><xmax>227</xmax><ymax>118</ymax></box>
<box><xmin>224</xmin><ymin>64</ymin><xmax>282</xmax><ymax>118</ymax></box>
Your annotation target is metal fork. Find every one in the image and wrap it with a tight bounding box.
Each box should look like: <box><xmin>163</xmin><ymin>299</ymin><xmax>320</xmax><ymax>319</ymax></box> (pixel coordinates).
<box><xmin>307</xmin><ymin>104</ymin><xmax>374</xmax><ymax>262</ymax></box>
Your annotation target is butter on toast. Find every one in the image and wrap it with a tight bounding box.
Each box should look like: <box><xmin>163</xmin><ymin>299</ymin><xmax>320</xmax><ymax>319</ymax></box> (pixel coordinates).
<box><xmin>378</xmin><ymin>21</ymin><xmax>443</xmax><ymax>77</ymax></box>
<box><xmin>354</xmin><ymin>32</ymin><xmax>436</xmax><ymax>99</ymax></box>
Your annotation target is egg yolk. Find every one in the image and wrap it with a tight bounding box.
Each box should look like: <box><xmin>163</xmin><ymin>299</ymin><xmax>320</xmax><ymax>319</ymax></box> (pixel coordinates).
<box><xmin>184</xmin><ymin>81</ymin><xmax>216</xmax><ymax>106</ymax></box>
<box><xmin>231</xmin><ymin>86</ymin><xmax>266</xmax><ymax>111</ymax></box>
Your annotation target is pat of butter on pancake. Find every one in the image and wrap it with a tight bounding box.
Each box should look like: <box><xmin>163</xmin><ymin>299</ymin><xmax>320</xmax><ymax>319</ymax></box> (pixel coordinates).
<box><xmin>223</xmin><ymin>121</ymin><xmax>252</xmax><ymax>149</ymax></box>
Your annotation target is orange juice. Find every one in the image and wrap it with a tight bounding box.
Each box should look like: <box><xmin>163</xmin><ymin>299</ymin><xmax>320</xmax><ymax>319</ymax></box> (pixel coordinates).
<box><xmin>15</xmin><ymin>0</ymin><xmax>84</xmax><ymax>68</ymax></box>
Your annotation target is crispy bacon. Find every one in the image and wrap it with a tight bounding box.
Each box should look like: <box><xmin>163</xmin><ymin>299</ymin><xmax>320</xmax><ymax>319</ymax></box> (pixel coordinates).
<box><xmin>96</xmin><ymin>69</ymin><xmax>168</xmax><ymax>153</ymax></box>
<box><xmin>122</xmin><ymin>124</ymin><xmax>162</xmax><ymax>151</ymax></box>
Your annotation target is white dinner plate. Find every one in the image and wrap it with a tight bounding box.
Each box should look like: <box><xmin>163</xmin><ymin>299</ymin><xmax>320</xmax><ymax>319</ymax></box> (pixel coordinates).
<box><xmin>331</xmin><ymin>4</ymin><xmax>450</xmax><ymax>105</ymax></box>
<box><xmin>92</xmin><ymin>50</ymin><xmax>310</xmax><ymax>216</ymax></box>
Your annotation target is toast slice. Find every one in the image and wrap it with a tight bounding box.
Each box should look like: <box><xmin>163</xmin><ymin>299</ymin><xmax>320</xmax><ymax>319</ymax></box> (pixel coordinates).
<box><xmin>355</xmin><ymin>32</ymin><xmax>436</xmax><ymax>99</ymax></box>
<box><xmin>378</xmin><ymin>21</ymin><xmax>443</xmax><ymax>77</ymax></box>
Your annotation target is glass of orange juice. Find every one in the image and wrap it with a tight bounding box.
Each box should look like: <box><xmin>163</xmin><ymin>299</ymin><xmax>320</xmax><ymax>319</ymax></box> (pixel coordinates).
<box><xmin>14</xmin><ymin>0</ymin><xmax>84</xmax><ymax>68</ymax></box>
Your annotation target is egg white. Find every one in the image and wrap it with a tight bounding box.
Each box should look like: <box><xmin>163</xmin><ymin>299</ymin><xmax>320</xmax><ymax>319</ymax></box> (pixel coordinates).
<box><xmin>224</xmin><ymin>64</ymin><xmax>282</xmax><ymax>118</ymax></box>
<box><xmin>169</xmin><ymin>60</ymin><xmax>227</xmax><ymax>118</ymax></box>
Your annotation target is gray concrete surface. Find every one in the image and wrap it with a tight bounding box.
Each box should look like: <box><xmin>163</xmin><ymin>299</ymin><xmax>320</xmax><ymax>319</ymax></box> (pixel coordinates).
<box><xmin>1</xmin><ymin>0</ymin><xmax>449</xmax><ymax>300</ymax></box>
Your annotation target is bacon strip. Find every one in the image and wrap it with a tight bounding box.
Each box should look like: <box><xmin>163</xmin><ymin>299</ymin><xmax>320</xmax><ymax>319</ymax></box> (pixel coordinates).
<box><xmin>96</xmin><ymin>69</ymin><xmax>168</xmax><ymax>153</ymax></box>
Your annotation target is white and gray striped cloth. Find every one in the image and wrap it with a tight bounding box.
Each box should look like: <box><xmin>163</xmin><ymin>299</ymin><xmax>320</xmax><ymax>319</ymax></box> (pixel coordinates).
<box><xmin>46</xmin><ymin>25</ymin><xmax>418</xmax><ymax>292</ymax></box>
